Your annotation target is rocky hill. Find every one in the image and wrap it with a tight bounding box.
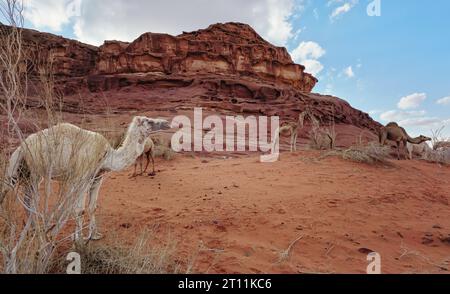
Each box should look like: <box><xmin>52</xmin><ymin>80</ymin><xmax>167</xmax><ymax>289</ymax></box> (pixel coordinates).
<box><xmin>2</xmin><ymin>22</ymin><xmax>381</xmax><ymax>138</ymax></box>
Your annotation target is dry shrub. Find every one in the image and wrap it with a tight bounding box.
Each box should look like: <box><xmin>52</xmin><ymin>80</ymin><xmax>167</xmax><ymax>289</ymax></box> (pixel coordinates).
<box><xmin>431</xmin><ymin>126</ymin><xmax>450</xmax><ymax>150</ymax></box>
<box><xmin>50</xmin><ymin>230</ymin><xmax>186</xmax><ymax>274</ymax></box>
<box><xmin>151</xmin><ymin>134</ymin><xmax>175</xmax><ymax>161</ymax></box>
<box><xmin>425</xmin><ymin>126</ymin><xmax>450</xmax><ymax>165</ymax></box>
<box><xmin>307</xmin><ymin>110</ymin><xmax>336</xmax><ymax>150</ymax></box>
<box><xmin>1</xmin><ymin>1</ymin><xmax>109</xmax><ymax>273</ymax></box>
<box><xmin>422</xmin><ymin>149</ymin><xmax>450</xmax><ymax>165</ymax></box>
<box><xmin>154</xmin><ymin>145</ymin><xmax>175</xmax><ymax>161</ymax></box>
<box><xmin>321</xmin><ymin>142</ymin><xmax>391</xmax><ymax>166</ymax></box>
<box><xmin>342</xmin><ymin>143</ymin><xmax>391</xmax><ymax>165</ymax></box>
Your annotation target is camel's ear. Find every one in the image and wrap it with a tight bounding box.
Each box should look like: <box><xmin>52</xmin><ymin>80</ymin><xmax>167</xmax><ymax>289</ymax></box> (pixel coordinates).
<box><xmin>135</xmin><ymin>117</ymin><xmax>144</xmax><ymax>127</ymax></box>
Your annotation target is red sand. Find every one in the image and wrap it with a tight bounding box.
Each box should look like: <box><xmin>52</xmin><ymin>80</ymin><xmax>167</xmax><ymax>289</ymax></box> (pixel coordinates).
<box><xmin>94</xmin><ymin>151</ymin><xmax>450</xmax><ymax>274</ymax></box>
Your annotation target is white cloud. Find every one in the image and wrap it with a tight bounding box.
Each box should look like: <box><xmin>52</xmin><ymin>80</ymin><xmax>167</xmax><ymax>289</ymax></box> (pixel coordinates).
<box><xmin>379</xmin><ymin>109</ymin><xmax>450</xmax><ymax>131</ymax></box>
<box><xmin>23</xmin><ymin>0</ymin><xmax>300</xmax><ymax>46</ymax></box>
<box><xmin>291</xmin><ymin>41</ymin><xmax>326</xmax><ymax>61</ymax></box>
<box><xmin>399</xmin><ymin>117</ymin><xmax>444</xmax><ymax>127</ymax></box>
<box><xmin>291</xmin><ymin>41</ymin><xmax>326</xmax><ymax>75</ymax></box>
<box><xmin>301</xmin><ymin>59</ymin><xmax>324</xmax><ymax>76</ymax></box>
<box><xmin>380</xmin><ymin>110</ymin><xmax>427</xmax><ymax>122</ymax></box>
<box><xmin>397</xmin><ymin>93</ymin><xmax>427</xmax><ymax>110</ymax></box>
<box><xmin>437</xmin><ymin>96</ymin><xmax>450</xmax><ymax>105</ymax></box>
<box><xmin>343</xmin><ymin>66</ymin><xmax>355</xmax><ymax>78</ymax></box>
<box><xmin>24</xmin><ymin>0</ymin><xmax>78</xmax><ymax>31</ymax></box>
<box><xmin>329</xmin><ymin>0</ymin><xmax>358</xmax><ymax>22</ymax></box>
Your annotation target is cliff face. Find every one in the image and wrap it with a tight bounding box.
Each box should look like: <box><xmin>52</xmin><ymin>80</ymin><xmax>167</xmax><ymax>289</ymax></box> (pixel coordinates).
<box><xmin>2</xmin><ymin>22</ymin><xmax>381</xmax><ymax>136</ymax></box>
<box><xmin>95</xmin><ymin>23</ymin><xmax>317</xmax><ymax>92</ymax></box>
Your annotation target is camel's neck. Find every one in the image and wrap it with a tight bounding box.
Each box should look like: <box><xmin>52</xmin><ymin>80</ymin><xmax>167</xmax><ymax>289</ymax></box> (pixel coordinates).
<box><xmin>407</xmin><ymin>136</ymin><xmax>424</xmax><ymax>144</ymax></box>
<box><xmin>104</xmin><ymin>126</ymin><xmax>146</xmax><ymax>172</ymax></box>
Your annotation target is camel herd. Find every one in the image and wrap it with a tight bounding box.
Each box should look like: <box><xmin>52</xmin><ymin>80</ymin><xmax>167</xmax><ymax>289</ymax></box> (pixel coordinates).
<box><xmin>0</xmin><ymin>114</ymin><xmax>448</xmax><ymax>241</ymax></box>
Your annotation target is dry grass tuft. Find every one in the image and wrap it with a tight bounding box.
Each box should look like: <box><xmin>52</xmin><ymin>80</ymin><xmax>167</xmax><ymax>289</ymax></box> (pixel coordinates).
<box><xmin>425</xmin><ymin>126</ymin><xmax>450</xmax><ymax>165</ymax></box>
<box><xmin>49</xmin><ymin>230</ymin><xmax>186</xmax><ymax>274</ymax></box>
<box><xmin>320</xmin><ymin>142</ymin><xmax>391</xmax><ymax>166</ymax></box>
<box><xmin>342</xmin><ymin>143</ymin><xmax>391</xmax><ymax>165</ymax></box>
<box><xmin>152</xmin><ymin>135</ymin><xmax>175</xmax><ymax>161</ymax></box>
<box><xmin>422</xmin><ymin>149</ymin><xmax>450</xmax><ymax>165</ymax></box>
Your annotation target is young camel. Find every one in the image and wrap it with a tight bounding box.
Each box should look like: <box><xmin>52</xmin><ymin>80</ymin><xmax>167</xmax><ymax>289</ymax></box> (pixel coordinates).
<box><xmin>133</xmin><ymin>137</ymin><xmax>156</xmax><ymax>177</ymax></box>
<box><xmin>1</xmin><ymin>116</ymin><xmax>170</xmax><ymax>240</ymax></box>
<box><xmin>406</xmin><ymin>141</ymin><xmax>432</xmax><ymax>160</ymax></box>
<box><xmin>278</xmin><ymin>112</ymin><xmax>308</xmax><ymax>152</ymax></box>
<box><xmin>379</xmin><ymin>122</ymin><xmax>431</xmax><ymax>160</ymax></box>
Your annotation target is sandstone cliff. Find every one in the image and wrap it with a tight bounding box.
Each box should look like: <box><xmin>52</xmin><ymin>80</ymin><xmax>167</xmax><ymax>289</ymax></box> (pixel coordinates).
<box><xmin>95</xmin><ymin>23</ymin><xmax>317</xmax><ymax>92</ymax></box>
<box><xmin>1</xmin><ymin>22</ymin><xmax>381</xmax><ymax>137</ymax></box>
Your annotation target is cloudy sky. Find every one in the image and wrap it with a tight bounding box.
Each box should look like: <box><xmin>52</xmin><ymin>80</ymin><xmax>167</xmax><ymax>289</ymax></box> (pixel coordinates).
<box><xmin>7</xmin><ymin>0</ymin><xmax>450</xmax><ymax>137</ymax></box>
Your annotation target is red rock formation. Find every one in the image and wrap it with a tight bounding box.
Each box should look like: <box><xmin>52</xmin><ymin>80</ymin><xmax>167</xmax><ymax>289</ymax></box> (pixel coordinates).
<box><xmin>12</xmin><ymin>26</ymin><xmax>98</xmax><ymax>78</ymax></box>
<box><xmin>95</xmin><ymin>23</ymin><xmax>317</xmax><ymax>92</ymax></box>
<box><xmin>1</xmin><ymin>22</ymin><xmax>381</xmax><ymax>138</ymax></box>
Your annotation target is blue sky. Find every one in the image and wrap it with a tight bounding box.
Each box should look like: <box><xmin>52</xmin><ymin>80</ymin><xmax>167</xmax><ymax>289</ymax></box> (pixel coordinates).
<box><xmin>7</xmin><ymin>0</ymin><xmax>450</xmax><ymax>137</ymax></box>
<box><xmin>290</xmin><ymin>0</ymin><xmax>450</xmax><ymax>137</ymax></box>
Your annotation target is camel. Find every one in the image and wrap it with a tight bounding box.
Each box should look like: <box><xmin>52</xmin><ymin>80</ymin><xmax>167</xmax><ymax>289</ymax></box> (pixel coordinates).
<box><xmin>406</xmin><ymin>141</ymin><xmax>432</xmax><ymax>160</ymax></box>
<box><xmin>133</xmin><ymin>137</ymin><xmax>156</xmax><ymax>177</ymax></box>
<box><xmin>379</xmin><ymin>122</ymin><xmax>431</xmax><ymax>160</ymax></box>
<box><xmin>1</xmin><ymin>116</ymin><xmax>170</xmax><ymax>240</ymax></box>
<box><xmin>307</xmin><ymin>112</ymin><xmax>335</xmax><ymax>150</ymax></box>
<box><xmin>278</xmin><ymin>112</ymin><xmax>308</xmax><ymax>152</ymax></box>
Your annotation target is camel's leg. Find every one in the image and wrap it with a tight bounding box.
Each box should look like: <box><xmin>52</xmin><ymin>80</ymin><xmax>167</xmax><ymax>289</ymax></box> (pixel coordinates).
<box><xmin>143</xmin><ymin>152</ymin><xmax>150</xmax><ymax>174</ymax></box>
<box><xmin>86</xmin><ymin>177</ymin><xmax>104</xmax><ymax>241</ymax></box>
<box><xmin>132</xmin><ymin>156</ymin><xmax>142</xmax><ymax>178</ymax></box>
<box><xmin>293</xmin><ymin>133</ymin><xmax>298</xmax><ymax>151</ymax></box>
<box><xmin>74</xmin><ymin>193</ymin><xmax>86</xmax><ymax>241</ymax></box>
<box><xmin>290</xmin><ymin>134</ymin><xmax>294</xmax><ymax>152</ymax></box>
<box><xmin>144</xmin><ymin>151</ymin><xmax>156</xmax><ymax>176</ymax></box>
<box><xmin>132</xmin><ymin>162</ymin><xmax>138</xmax><ymax>178</ymax></box>
<box><xmin>138</xmin><ymin>156</ymin><xmax>142</xmax><ymax>175</ymax></box>
<box><xmin>403</xmin><ymin>140</ymin><xmax>408</xmax><ymax>160</ymax></box>
<box><xmin>149</xmin><ymin>153</ymin><xmax>156</xmax><ymax>176</ymax></box>
<box><xmin>22</xmin><ymin>176</ymin><xmax>41</xmax><ymax>221</ymax></box>
<box><xmin>396</xmin><ymin>141</ymin><xmax>401</xmax><ymax>160</ymax></box>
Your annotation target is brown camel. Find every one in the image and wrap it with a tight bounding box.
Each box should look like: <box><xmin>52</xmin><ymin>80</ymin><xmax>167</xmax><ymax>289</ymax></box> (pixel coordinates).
<box><xmin>379</xmin><ymin>122</ymin><xmax>431</xmax><ymax>160</ymax></box>
<box><xmin>133</xmin><ymin>137</ymin><xmax>156</xmax><ymax>177</ymax></box>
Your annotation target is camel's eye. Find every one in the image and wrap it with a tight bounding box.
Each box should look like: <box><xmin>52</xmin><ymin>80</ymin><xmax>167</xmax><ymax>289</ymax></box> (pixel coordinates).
<box><xmin>147</xmin><ymin>120</ymin><xmax>155</xmax><ymax>128</ymax></box>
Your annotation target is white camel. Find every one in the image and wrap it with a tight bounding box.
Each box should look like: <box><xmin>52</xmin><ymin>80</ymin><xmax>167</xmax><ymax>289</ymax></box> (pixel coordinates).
<box><xmin>406</xmin><ymin>141</ymin><xmax>432</xmax><ymax>160</ymax></box>
<box><xmin>1</xmin><ymin>116</ymin><xmax>170</xmax><ymax>240</ymax></box>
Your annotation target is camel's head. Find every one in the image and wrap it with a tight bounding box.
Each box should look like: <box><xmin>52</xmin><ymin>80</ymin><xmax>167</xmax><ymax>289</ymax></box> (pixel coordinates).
<box><xmin>133</xmin><ymin>116</ymin><xmax>170</xmax><ymax>137</ymax></box>
<box><xmin>150</xmin><ymin>118</ymin><xmax>171</xmax><ymax>132</ymax></box>
<box><xmin>419</xmin><ymin>135</ymin><xmax>432</xmax><ymax>143</ymax></box>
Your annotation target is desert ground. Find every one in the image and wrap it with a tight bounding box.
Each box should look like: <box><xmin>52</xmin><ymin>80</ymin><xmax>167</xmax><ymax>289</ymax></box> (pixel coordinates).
<box><xmin>92</xmin><ymin>148</ymin><xmax>450</xmax><ymax>274</ymax></box>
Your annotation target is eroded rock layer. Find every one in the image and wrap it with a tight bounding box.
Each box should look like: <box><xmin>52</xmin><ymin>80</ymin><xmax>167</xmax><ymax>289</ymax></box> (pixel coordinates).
<box><xmin>1</xmin><ymin>22</ymin><xmax>381</xmax><ymax>137</ymax></box>
<box><xmin>96</xmin><ymin>23</ymin><xmax>317</xmax><ymax>92</ymax></box>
